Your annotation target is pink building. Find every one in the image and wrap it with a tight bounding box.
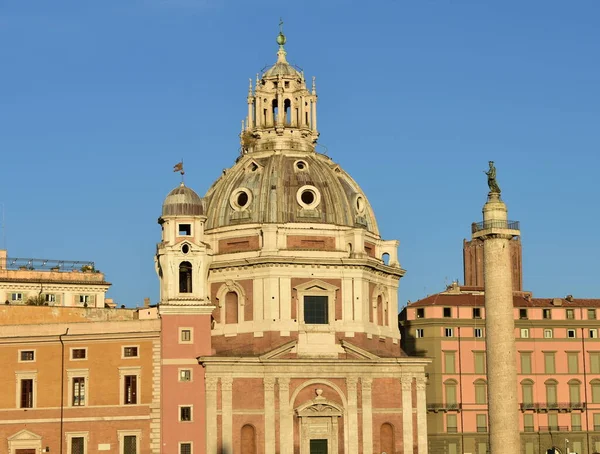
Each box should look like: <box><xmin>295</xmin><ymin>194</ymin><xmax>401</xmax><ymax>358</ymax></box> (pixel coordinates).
<box><xmin>400</xmin><ymin>240</ymin><xmax>600</xmax><ymax>454</ymax></box>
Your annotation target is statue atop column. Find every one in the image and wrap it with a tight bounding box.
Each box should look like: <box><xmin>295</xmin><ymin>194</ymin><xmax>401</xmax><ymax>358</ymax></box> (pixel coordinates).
<box><xmin>485</xmin><ymin>161</ymin><xmax>501</xmax><ymax>194</ymax></box>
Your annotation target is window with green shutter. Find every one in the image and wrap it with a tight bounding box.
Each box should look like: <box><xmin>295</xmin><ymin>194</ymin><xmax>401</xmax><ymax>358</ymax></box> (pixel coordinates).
<box><xmin>567</xmin><ymin>352</ymin><xmax>579</xmax><ymax>373</ymax></box>
<box><xmin>590</xmin><ymin>352</ymin><xmax>600</xmax><ymax>373</ymax></box>
<box><xmin>444</xmin><ymin>351</ymin><xmax>456</xmax><ymax>374</ymax></box>
<box><xmin>544</xmin><ymin>352</ymin><xmax>556</xmax><ymax>374</ymax></box>
<box><xmin>520</xmin><ymin>352</ymin><xmax>532</xmax><ymax>374</ymax></box>
<box><xmin>474</xmin><ymin>351</ymin><xmax>486</xmax><ymax>374</ymax></box>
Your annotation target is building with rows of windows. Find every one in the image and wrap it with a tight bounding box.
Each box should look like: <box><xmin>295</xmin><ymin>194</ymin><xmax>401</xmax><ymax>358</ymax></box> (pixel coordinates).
<box><xmin>400</xmin><ymin>234</ymin><xmax>600</xmax><ymax>454</ymax></box>
<box><xmin>0</xmin><ymin>28</ymin><xmax>430</xmax><ymax>454</ymax></box>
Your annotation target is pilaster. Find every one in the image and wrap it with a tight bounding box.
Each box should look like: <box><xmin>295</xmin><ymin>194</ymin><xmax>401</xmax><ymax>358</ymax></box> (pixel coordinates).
<box><xmin>347</xmin><ymin>377</ymin><xmax>359</xmax><ymax>454</ymax></box>
<box><xmin>401</xmin><ymin>375</ymin><xmax>414</xmax><ymax>454</ymax></box>
<box><xmin>264</xmin><ymin>377</ymin><xmax>276</xmax><ymax>454</ymax></box>
<box><xmin>279</xmin><ymin>377</ymin><xmax>292</xmax><ymax>454</ymax></box>
<box><xmin>416</xmin><ymin>377</ymin><xmax>428</xmax><ymax>454</ymax></box>
<box><xmin>361</xmin><ymin>377</ymin><xmax>373</xmax><ymax>454</ymax></box>
<box><xmin>205</xmin><ymin>376</ymin><xmax>218</xmax><ymax>454</ymax></box>
<box><xmin>221</xmin><ymin>376</ymin><xmax>233</xmax><ymax>453</ymax></box>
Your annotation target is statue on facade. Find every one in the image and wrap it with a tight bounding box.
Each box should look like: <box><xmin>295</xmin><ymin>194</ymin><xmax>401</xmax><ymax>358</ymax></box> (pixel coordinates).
<box><xmin>485</xmin><ymin>161</ymin><xmax>501</xmax><ymax>194</ymax></box>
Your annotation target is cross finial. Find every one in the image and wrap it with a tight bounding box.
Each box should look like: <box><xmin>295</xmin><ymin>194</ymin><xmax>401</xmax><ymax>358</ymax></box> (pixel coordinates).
<box><xmin>279</xmin><ymin>18</ymin><xmax>284</xmax><ymax>34</ymax></box>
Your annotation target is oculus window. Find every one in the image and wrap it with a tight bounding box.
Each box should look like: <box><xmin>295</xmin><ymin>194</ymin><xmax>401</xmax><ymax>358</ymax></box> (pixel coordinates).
<box><xmin>304</xmin><ymin>295</ymin><xmax>328</xmax><ymax>324</ymax></box>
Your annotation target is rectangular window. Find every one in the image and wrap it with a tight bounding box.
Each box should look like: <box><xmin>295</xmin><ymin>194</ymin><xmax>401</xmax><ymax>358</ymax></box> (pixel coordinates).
<box><xmin>519</xmin><ymin>308</ymin><xmax>528</xmax><ymax>319</ymax></box>
<box><xmin>416</xmin><ymin>308</ymin><xmax>425</xmax><ymax>318</ymax></box>
<box><xmin>568</xmin><ymin>352</ymin><xmax>579</xmax><ymax>373</ymax></box>
<box><xmin>448</xmin><ymin>443</ymin><xmax>458</xmax><ymax>454</ymax></box>
<box><xmin>521</xmin><ymin>328</ymin><xmax>530</xmax><ymax>338</ymax></box>
<box><xmin>179</xmin><ymin>369</ymin><xmax>192</xmax><ymax>382</ymax></box>
<box><xmin>71</xmin><ymin>437</ymin><xmax>85</xmax><ymax>454</ymax></box>
<box><xmin>180</xmin><ymin>406</ymin><xmax>192</xmax><ymax>421</ymax></box>
<box><xmin>476</xmin><ymin>414</ymin><xmax>487</xmax><ymax>432</ymax></box>
<box><xmin>548</xmin><ymin>413</ymin><xmax>558</xmax><ymax>430</ymax></box>
<box><xmin>72</xmin><ymin>348</ymin><xmax>87</xmax><ymax>360</ymax></box>
<box><xmin>11</xmin><ymin>292</ymin><xmax>23</xmax><ymax>301</ymax></box>
<box><xmin>124</xmin><ymin>375</ymin><xmax>137</xmax><ymax>404</ymax></box>
<box><xmin>415</xmin><ymin>328</ymin><xmax>424</xmax><ymax>338</ymax></box>
<box><xmin>572</xmin><ymin>412</ymin><xmax>582</xmax><ymax>431</ymax></box>
<box><xmin>567</xmin><ymin>329</ymin><xmax>576</xmax><ymax>338</ymax></box>
<box><xmin>178</xmin><ymin>224</ymin><xmax>192</xmax><ymax>236</ymax></box>
<box><xmin>592</xmin><ymin>383</ymin><xmax>600</xmax><ymax>403</ymax></box>
<box><xmin>72</xmin><ymin>377</ymin><xmax>86</xmax><ymax>406</ymax></box>
<box><xmin>520</xmin><ymin>352</ymin><xmax>532</xmax><ymax>374</ymax></box>
<box><xmin>566</xmin><ymin>308</ymin><xmax>575</xmax><ymax>319</ymax></box>
<box><xmin>123</xmin><ymin>347</ymin><xmax>138</xmax><ymax>358</ymax></box>
<box><xmin>474</xmin><ymin>328</ymin><xmax>483</xmax><ymax>338</ymax></box>
<box><xmin>20</xmin><ymin>350</ymin><xmax>35</xmax><ymax>362</ymax></box>
<box><xmin>444</xmin><ymin>328</ymin><xmax>454</xmax><ymax>337</ymax></box>
<box><xmin>123</xmin><ymin>435</ymin><xmax>137</xmax><ymax>454</ymax></box>
<box><xmin>544</xmin><ymin>329</ymin><xmax>553</xmax><ymax>339</ymax></box>
<box><xmin>474</xmin><ymin>351</ymin><xmax>486</xmax><ymax>374</ymax></box>
<box><xmin>180</xmin><ymin>443</ymin><xmax>192</xmax><ymax>454</ymax></box>
<box><xmin>79</xmin><ymin>295</ymin><xmax>90</xmax><ymax>304</ymax></box>
<box><xmin>524</xmin><ymin>413</ymin><xmax>534</xmax><ymax>432</ymax></box>
<box><xmin>590</xmin><ymin>352</ymin><xmax>600</xmax><ymax>374</ymax></box>
<box><xmin>446</xmin><ymin>414</ymin><xmax>457</xmax><ymax>433</ymax></box>
<box><xmin>443</xmin><ymin>307</ymin><xmax>452</xmax><ymax>318</ymax></box>
<box><xmin>475</xmin><ymin>383</ymin><xmax>486</xmax><ymax>404</ymax></box>
<box><xmin>45</xmin><ymin>293</ymin><xmax>56</xmax><ymax>303</ymax></box>
<box><xmin>595</xmin><ymin>413</ymin><xmax>600</xmax><ymax>431</ymax></box>
<box><xmin>20</xmin><ymin>379</ymin><xmax>33</xmax><ymax>408</ymax></box>
<box><xmin>591</xmin><ymin>329</ymin><xmax>598</xmax><ymax>339</ymax></box>
<box><xmin>544</xmin><ymin>352</ymin><xmax>556</xmax><ymax>374</ymax></box>
<box><xmin>589</xmin><ymin>309</ymin><xmax>597</xmax><ymax>320</ymax></box>
<box><xmin>444</xmin><ymin>351</ymin><xmax>456</xmax><ymax>374</ymax></box>
<box><xmin>180</xmin><ymin>329</ymin><xmax>192</xmax><ymax>342</ymax></box>
<box><xmin>304</xmin><ymin>295</ymin><xmax>328</xmax><ymax>324</ymax></box>
<box><xmin>472</xmin><ymin>308</ymin><xmax>481</xmax><ymax>319</ymax></box>
<box><xmin>543</xmin><ymin>309</ymin><xmax>552</xmax><ymax>319</ymax></box>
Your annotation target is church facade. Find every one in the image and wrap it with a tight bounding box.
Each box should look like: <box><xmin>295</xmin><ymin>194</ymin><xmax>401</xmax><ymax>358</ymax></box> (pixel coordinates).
<box><xmin>155</xmin><ymin>29</ymin><xmax>430</xmax><ymax>454</ymax></box>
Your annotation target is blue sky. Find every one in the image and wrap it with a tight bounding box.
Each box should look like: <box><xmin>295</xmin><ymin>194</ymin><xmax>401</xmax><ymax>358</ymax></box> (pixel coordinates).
<box><xmin>1</xmin><ymin>1</ymin><xmax>599</xmax><ymax>308</ymax></box>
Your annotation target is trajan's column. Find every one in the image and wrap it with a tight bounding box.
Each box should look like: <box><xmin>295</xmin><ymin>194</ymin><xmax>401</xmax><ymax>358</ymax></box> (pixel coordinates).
<box><xmin>471</xmin><ymin>162</ymin><xmax>520</xmax><ymax>453</ymax></box>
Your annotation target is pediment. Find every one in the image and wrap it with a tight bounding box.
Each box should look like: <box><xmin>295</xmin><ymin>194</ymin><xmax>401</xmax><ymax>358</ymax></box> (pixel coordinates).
<box><xmin>293</xmin><ymin>279</ymin><xmax>339</xmax><ymax>293</ymax></box>
<box><xmin>8</xmin><ymin>429</ymin><xmax>42</xmax><ymax>441</ymax></box>
<box><xmin>340</xmin><ymin>340</ymin><xmax>380</xmax><ymax>360</ymax></box>
<box><xmin>296</xmin><ymin>394</ymin><xmax>343</xmax><ymax>417</ymax></box>
<box><xmin>259</xmin><ymin>340</ymin><xmax>297</xmax><ymax>360</ymax></box>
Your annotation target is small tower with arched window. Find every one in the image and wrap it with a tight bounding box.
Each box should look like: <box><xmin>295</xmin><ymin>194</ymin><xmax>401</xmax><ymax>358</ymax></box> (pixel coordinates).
<box><xmin>155</xmin><ymin>183</ymin><xmax>212</xmax><ymax>304</ymax></box>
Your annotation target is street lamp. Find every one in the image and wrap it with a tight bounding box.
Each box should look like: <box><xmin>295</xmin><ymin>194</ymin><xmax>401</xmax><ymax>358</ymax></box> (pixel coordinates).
<box><xmin>565</xmin><ymin>438</ymin><xmax>569</xmax><ymax>454</ymax></box>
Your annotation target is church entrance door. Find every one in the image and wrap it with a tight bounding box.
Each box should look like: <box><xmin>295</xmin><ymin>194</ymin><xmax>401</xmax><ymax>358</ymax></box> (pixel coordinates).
<box><xmin>310</xmin><ymin>439</ymin><xmax>328</xmax><ymax>454</ymax></box>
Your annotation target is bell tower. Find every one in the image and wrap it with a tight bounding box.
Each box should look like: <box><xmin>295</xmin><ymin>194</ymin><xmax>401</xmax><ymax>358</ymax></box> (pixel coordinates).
<box><xmin>241</xmin><ymin>23</ymin><xmax>319</xmax><ymax>154</ymax></box>
<box><xmin>155</xmin><ymin>182</ymin><xmax>214</xmax><ymax>454</ymax></box>
<box><xmin>155</xmin><ymin>183</ymin><xmax>211</xmax><ymax>304</ymax></box>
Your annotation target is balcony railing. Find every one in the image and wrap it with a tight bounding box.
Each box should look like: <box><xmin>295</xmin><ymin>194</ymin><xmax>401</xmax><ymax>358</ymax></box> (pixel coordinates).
<box><xmin>2</xmin><ymin>256</ymin><xmax>95</xmax><ymax>272</ymax></box>
<box><xmin>471</xmin><ymin>220</ymin><xmax>520</xmax><ymax>233</ymax></box>
<box><xmin>477</xmin><ymin>427</ymin><xmax>487</xmax><ymax>433</ymax></box>
<box><xmin>427</xmin><ymin>403</ymin><xmax>461</xmax><ymax>412</ymax></box>
<box><xmin>520</xmin><ymin>402</ymin><xmax>585</xmax><ymax>412</ymax></box>
<box><xmin>572</xmin><ymin>425</ymin><xmax>582</xmax><ymax>431</ymax></box>
<box><xmin>447</xmin><ymin>427</ymin><xmax>458</xmax><ymax>433</ymax></box>
<box><xmin>539</xmin><ymin>426</ymin><xmax>569</xmax><ymax>432</ymax></box>
<box><xmin>524</xmin><ymin>426</ymin><xmax>535</xmax><ymax>433</ymax></box>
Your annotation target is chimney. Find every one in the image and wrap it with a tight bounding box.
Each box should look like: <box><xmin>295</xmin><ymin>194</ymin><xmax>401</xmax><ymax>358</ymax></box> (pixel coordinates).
<box><xmin>144</xmin><ymin>297</ymin><xmax>151</xmax><ymax>308</ymax></box>
<box><xmin>0</xmin><ymin>250</ymin><xmax>6</xmax><ymax>270</ymax></box>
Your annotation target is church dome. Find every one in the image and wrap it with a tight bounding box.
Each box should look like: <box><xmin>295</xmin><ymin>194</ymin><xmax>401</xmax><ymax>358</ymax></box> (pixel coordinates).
<box><xmin>203</xmin><ymin>151</ymin><xmax>379</xmax><ymax>234</ymax></box>
<box><xmin>263</xmin><ymin>61</ymin><xmax>300</xmax><ymax>78</ymax></box>
<box><xmin>162</xmin><ymin>183</ymin><xmax>204</xmax><ymax>217</ymax></box>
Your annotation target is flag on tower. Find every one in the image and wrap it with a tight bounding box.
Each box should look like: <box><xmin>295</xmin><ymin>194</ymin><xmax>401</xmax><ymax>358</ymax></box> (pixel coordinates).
<box><xmin>173</xmin><ymin>162</ymin><xmax>184</xmax><ymax>175</ymax></box>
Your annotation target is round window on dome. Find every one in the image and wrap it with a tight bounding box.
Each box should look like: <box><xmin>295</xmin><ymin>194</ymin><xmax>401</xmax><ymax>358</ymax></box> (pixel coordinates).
<box><xmin>296</xmin><ymin>185</ymin><xmax>321</xmax><ymax>210</ymax></box>
<box><xmin>229</xmin><ymin>188</ymin><xmax>253</xmax><ymax>212</ymax></box>
<box><xmin>355</xmin><ymin>195</ymin><xmax>366</xmax><ymax>214</ymax></box>
<box><xmin>294</xmin><ymin>160</ymin><xmax>308</xmax><ymax>171</ymax></box>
